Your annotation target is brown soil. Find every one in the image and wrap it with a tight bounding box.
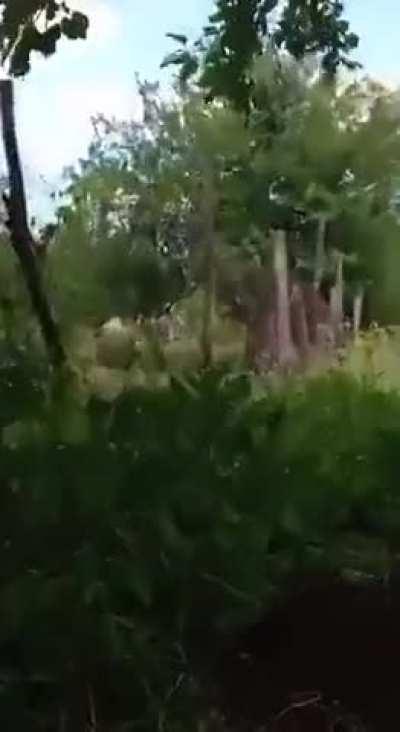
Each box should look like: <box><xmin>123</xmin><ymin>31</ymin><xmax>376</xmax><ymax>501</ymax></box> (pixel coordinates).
<box><xmin>214</xmin><ymin>573</ymin><xmax>400</xmax><ymax>731</ymax></box>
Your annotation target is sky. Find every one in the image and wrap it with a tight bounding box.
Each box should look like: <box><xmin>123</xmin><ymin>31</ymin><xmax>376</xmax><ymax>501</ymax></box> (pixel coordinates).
<box><xmin>3</xmin><ymin>0</ymin><xmax>400</xmax><ymax>221</ymax></box>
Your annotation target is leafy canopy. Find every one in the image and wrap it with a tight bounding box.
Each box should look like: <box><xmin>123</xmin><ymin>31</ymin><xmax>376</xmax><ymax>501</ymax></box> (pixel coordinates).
<box><xmin>49</xmin><ymin>65</ymin><xmax>400</xmax><ymax>328</ymax></box>
<box><xmin>0</xmin><ymin>0</ymin><xmax>89</xmax><ymax>75</ymax></box>
<box><xmin>163</xmin><ymin>0</ymin><xmax>359</xmax><ymax>110</ymax></box>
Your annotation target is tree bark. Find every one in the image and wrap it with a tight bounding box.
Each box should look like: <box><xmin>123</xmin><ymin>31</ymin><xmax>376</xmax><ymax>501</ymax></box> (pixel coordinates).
<box><xmin>313</xmin><ymin>214</ymin><xmax>326</xmax><ymax>291</ymax></box>
<box><xmin>271</xmin><ymin>229</ymin><xmax>297</xmax><ymax>367</ymax></box>
<box><xmin>291</xmin><ymin>282</ymin><xmax>310</xmax><ymax>361</ymax></box>
<box><xmin>201</xmin><ymin>249</ymin><xmax>216</xmax><ymax>369</ymax></box>
<box><xmin>0</xmin><ymin>80</ymin><xmax>65</xmax><ymax>368</ymax></box>
<box><xmin>353</xmin><ymin>287</ymin><xmax>364</xmax><ymax>335</ymax></box>
<box><xmin>245</xmin><ymin>306</ymin><xmax>276</xmax><ymax>371</ymax></box>
<box><xmin>302</xmin><ymin>282</ymin><xmax>330</xmax><ymax>347</ymax></box>
<box><xmin>329</xmin><ymin>249</ymin><xmax>344</xmax><ymax>344</ymax></box>
<box><xmin>200</xmin><ymin>186</ymin><xmax>217</xmax><ymax>370</ymax></box>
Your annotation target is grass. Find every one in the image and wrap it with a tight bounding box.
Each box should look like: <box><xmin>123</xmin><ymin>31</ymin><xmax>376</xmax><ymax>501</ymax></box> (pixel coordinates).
<box><xmin>340</xmin><ymin>326</ymin><xmax>400</xmax><ymax>390</ymax></box>
<box><xmin>64</xmin><ymin>314</ymin><xmax>400</xmax><ymax>402</ymax></box>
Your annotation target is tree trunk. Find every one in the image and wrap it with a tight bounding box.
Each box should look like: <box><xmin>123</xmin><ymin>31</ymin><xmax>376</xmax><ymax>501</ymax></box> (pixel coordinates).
<box><xmin>329</xmin><ymin>250</ymin><xmax>344</xmax><ymax>344</ymax></box>
<box><xmin>201</xmin><ymin>250</ymin><xmax>216</xmax><ymax>369</ymax></box>
<box><xmin>245</xmin><ymin>307</ymin><xmax>276</xmax><ymax>371</ymax></box>
<box><xmin>291</xmin><ymin>282</ymin><xmax>310</xmax><ymax>361</ymax></box>
<box><xmin>245</xmin><ymin>325</ymin><xmax>253</xmax><ymax>365</ymax></box>
<box><xmin>314</xmin><ymin>214</ymin><xmax>327</xmax><ymax>291</ymax></box>
<box><xmin>353</xmin><ymin>287</ymin><xmax>364</xmax><ymax>335</ymax></box>
<box><xmin>272</xmin><ymin>229</ymin><xmax>297</xmax><ymax>367</ymax></box>
<box><xmin>302</xmin><ymin>282</ymin><xmax>330</xmax><ymax>347</ymax></box>
<box><xmin>0</xmin><ymin>80</ymin><xmax>65</xmax><ymax>368</ymax></box>
<box><xmin>200</xmin><ymin>186</ymin><xmax>217</xmax><ymax>370</ymax></box>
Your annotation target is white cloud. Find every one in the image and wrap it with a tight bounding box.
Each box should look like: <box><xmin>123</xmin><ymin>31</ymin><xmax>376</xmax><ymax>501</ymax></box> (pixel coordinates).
<box><xmin>16</xmin><ymin>80</ymin><xmax>142</xmax><ymax>177</ymax></box>
<box><xmin>0</xmin><ymin>0</ymin><xmax>132</xmax><ymax>220</ymax></box>
<box><xmin>21</xmin><ymin>0</ymin><xmax>123</xmax><ymax>75</ymax></box>
<box><xmin>374</xmin><ymin>73</ymin><xmax>400</xmax><ymax>92</ymax></box>
<box><xmin>68</xmin><ymin>0</ymin><xmax>122</xmax><ymax>48</ymax></box>
<box><xmin>34</xmin><ymin>0</ymin><xmax>122</xmax><ymax>50</ymax></box>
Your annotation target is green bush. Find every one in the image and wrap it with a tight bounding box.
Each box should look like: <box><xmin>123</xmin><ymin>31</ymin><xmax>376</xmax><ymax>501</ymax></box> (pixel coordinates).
<box><xmin>1</xmin><ymin>364</ymin><xmax>400</xmax><ymax>729</ymax></box>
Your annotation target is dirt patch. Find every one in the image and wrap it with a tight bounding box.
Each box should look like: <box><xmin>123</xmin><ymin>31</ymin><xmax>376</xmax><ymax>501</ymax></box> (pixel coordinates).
<box><xmin>214</xmin><ymin>573</ymin><xmax>400</xmax><ymax>730</ymax></box>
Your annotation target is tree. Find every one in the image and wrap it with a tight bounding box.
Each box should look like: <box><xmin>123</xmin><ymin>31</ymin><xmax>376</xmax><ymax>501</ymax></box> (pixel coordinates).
<box><xmin>162</xmin><ymin>0</ymin><xmax>359</xmax><ymax>367</ymax></box>
<box><xmin>0</xmin><ymin>0</ymin><xmax>89</xmax><ymax>76</ymax></box>
<box><xmin>46</xmin><ymin>90</ymin><xmax>193</xmax><ymax>328</ymax></box>
<box><xmin>205</xmin><ymin>62</ymin><xmax>400</xmax><ymax>364</ymax></box>
<box><xmin>53</xmin><ymin>83</ymin><xmax>254</xmax><ymax>368</ymax></box>
<box><xmin>0</xmin><ymin>80</ymin><xmax>66</xmax><ymax>366</ymax></box>
<box><xmin>163</xmin><ymin>0</ymin><xmax>359</xmax><ymax>111</ymax></box>
<box><xmin>0</xmin><ymin>2</ymin><xmax>90</xmax><ymax>367</ymax></box>
<box><xmin>47</xmin><ymin>48</ymin><xmax>400</xmax><ymax>373</ymax></box>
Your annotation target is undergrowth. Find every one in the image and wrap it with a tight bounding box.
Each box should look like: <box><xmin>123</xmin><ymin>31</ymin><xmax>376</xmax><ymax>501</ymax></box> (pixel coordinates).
<box><xmin>0</xmin><ymin>348</ymin><xmax>399</xmax><ymax>729</ymax></box>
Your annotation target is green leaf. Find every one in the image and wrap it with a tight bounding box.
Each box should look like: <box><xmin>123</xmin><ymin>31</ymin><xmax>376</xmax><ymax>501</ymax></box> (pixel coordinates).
<box><xmin>46</xmin><ymin>1</ymin><xmax>60</xmax><ymax>22</ymax></box>
<box><xmin>160</xmin><ymin>49</ymin><xmax>191</xmax><ymax>69</ymax></box>
<box><xmin>180</xmin><ymin>56</ymin><xmax>199</xmax><ymax>83</ymax></box>
<box><xmin>261</xmin><ymin>0</ymin><xmax>279</xmax><ymax>12</ymax></box>
<box><xmin>166</xmin><ymin>32</ymin><xmax>188</xmax><ymax>46</ymax></box>
<box><xmin>60</xmin><ymin>11</ymin><xmax>88</xmax><ymax>40</ymax></box>
<box><xmin>37</xmin><ymin>25</ymin><xmax>62</xmax><ymax>57</ymax></box>
<box><xmin>128</xmin><ymin>567</ymin><xmax>153</xmax><ymax>608</ymax></box>
<box><xmin>281</xmin><ymin>504</ymin><xmax>304</xmax><ymax>538</ymax></box>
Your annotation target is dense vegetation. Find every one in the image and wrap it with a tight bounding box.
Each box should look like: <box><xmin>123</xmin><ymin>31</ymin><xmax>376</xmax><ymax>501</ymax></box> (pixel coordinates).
<box><xmin>2</xmin><ymin>364</ymin><xmax>400</xmax><ymax>730</ymax></box>
<box><xmin>0</xmin><ymin>0</ymin><xmax>400</xmax><ymax>729</ymax></box>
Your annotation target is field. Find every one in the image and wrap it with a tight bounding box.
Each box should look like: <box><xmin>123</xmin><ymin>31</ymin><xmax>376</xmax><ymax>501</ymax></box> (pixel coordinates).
<box><xmin>65</xmin><ymin>312</ymin><xmax>400</xmax><ymax>403</ymax></box>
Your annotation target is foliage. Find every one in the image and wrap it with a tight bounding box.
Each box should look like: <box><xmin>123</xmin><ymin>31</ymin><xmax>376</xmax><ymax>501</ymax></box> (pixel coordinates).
<box><xmin>0</xmin><ymin>359</ymin><xmax>400</xmax><ymax>728</ymax></box>
<box><xmin>45</xmin><ymin>98</ymin><xmax>196</xmax><ymax>327</ymax></box>
<box><xmin>163</xmin><ymin>0</ymin><xmax>359</xmax><ymax>110</ymax></box>
<box><xmin>0</xmin><ymin>1</ymin><xmax>89</xmax><ymax>76</ymax></box>
<box><xmin>276</xmin><ymin>0</ymin><xmax>359</xmax><ymax>78</ymax></box>
<box><xmin>46</xmin><ymin>207</ymin><xmax>185</xmax><ymax>328</ymax></box>
<box><xmin>46</xmin><ymin>83</ymin><xmax>253</xmax><ymax>326</ymax></box>
<box><xmin>2</xmin><ymin>3</ymin><xmax>400</xmax><ymax>726</ymax></box>
<box><xmin>44</xmin><ymin>66</ymin><xmax>400</xmax><ymax>341</ymax></box>
<box><xmin>0</xmin><ymin>231</ymin><xmax>54</xmax><ymax>351</ymax></box>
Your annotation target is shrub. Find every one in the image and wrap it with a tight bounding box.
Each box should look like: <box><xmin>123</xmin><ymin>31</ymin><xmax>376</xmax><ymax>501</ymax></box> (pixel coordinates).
<box><xmin>0</xmin><ymin>364</ymin><xmax>400</xmax><ymax>728</ymax></box>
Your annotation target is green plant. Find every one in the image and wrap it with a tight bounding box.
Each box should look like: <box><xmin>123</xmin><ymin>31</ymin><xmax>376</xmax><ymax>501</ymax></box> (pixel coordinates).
<box><xmin>1</xmin><ymin>361</ymin><xmax>400</xmax><ymax>729</ymax></box>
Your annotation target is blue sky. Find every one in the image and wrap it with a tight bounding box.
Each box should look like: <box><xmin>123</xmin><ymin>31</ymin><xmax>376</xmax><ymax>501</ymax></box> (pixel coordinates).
<box><xmin>3</xmin><ymin>0</ymin><xmax>400</xmax><ymax>221</ymax></box>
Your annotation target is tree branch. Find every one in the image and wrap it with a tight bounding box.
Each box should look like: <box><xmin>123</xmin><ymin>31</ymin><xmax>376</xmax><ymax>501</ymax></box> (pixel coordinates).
<box><xmin>0</xmin><ymin>79</ymin><xmax>65</xmax><ymax>368</ymax></box>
